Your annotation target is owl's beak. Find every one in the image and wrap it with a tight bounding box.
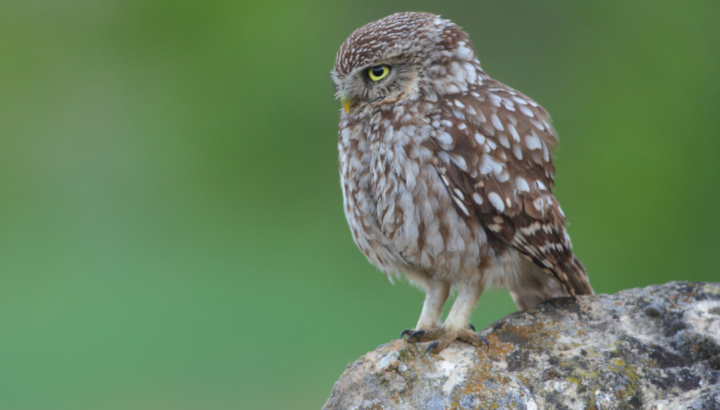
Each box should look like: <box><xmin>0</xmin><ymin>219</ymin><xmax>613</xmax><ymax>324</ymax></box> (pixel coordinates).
<box><xmin>341</xmin><ymin>92</ymin><xmax>357</xmax><ymax>113</ymax></box>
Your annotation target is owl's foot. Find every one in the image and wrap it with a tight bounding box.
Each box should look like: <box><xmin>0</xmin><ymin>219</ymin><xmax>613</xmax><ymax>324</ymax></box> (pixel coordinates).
<box><xmin>400</xmin><ymin>326</ymin><xmax>489</xmax><ymax>354</ymax></box>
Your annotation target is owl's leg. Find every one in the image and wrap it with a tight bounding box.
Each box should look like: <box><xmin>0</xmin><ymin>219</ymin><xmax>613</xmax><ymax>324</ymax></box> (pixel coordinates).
<box><xmin>400</xmin><ymin>279</ymin><xmax>449</xmax><ymax>340</ymax></box>
<box><xmin>444</xmin><ymin>282</ymin><xmax>483</xmax><ymax>331</ymax></box>
<box><xmin>416</xmin><ymin>279</ymin><xmax>451</xmax><ymax>329</ymax></box>
<box><xmin>405</xmin><ymin>282</ymin><xmax>488</xmax><ymax>353</ymax></box>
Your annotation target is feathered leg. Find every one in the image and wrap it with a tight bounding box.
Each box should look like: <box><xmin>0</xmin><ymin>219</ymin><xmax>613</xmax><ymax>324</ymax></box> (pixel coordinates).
<box><xmin>415</xmin><ymin>279</ymin><xmax>450</xmax><ymax>329</ymax></box>
<box><xmin>400</xmin><ymin>279</ymin><xmax>449</xmax><ymax>339</ymax></box>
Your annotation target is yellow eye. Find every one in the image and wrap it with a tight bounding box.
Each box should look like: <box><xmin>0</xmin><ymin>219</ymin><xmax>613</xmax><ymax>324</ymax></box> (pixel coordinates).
<box><xmin>368</xmin><ymin>65</ymin><xmax>390</xmax><ymax>81</ymax></box>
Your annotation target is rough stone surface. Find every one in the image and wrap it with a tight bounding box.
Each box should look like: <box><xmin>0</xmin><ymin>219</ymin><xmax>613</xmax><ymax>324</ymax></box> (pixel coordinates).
<box><xmin>322</xmin><ymin>282</ymin><xmax>720</xmax><ymax>410</ymax></box>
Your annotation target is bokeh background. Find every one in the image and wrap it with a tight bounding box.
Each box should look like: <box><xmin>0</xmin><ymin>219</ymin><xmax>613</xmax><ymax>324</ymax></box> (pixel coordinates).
<box><xmin>1</xmin><ymin>0</ymin><xmax>719</xmax><ymax>409</ymax></box>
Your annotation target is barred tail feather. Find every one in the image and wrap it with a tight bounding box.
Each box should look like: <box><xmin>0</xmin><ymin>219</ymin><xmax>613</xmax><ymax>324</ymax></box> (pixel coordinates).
<box><xmin>508</xmin><ymin>252</ymin><xmax>593</xmax><ymax>311</ymax></box>
<box><xmin>507</xmin><ymin>252</ymin><xmax>567</xmax><ymax>311</ymax></box>
<box><xmin>564</xmin><ymin>255</ymin><xmax>594</xmax><ymax>295</ymax></box>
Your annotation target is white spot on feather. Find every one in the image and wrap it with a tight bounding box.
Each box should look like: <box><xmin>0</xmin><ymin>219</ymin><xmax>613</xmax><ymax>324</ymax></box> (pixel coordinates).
<box><xmin>446</xmin><ymin>84</ymin><xmax>460</xmax><ymax>93</ymax></box>
<box><xmin>533</xmin><ymin>197</ymin><xmax>545</xmax><ymax>212</ymax></box>
<box><xmin>453</xmin><ymin>196</ymin><xmax>470</xmax><ymax>216</ymax></box>
<box><xmin>530</xmin><ymin>119</ymin><xmax>544</xmax><ymax>130</ymax></box>
<box><xmin>498</xmin><ymin>134</ymin><xmax>510</xmax><ymax>148</ymax></box>
<box><xmin>542</xmin><ymin>142</ymin><xmax>550</xmax><ymax>162</ymax></box>
<box><xmin>456</xmin><ymin>46</ymin><xmax>473</xmax><ymax>60</ymax></box>
<box><xmin>515</xmin><ymin>177</ymin><xmax>530</xmax><ymax>192</ymax></box>
<box><xmin>491</xmin><ymin>113</ymin><xmax>504</xmax><ymax>131</ymax></box>
<box><xmin>512</xmin><ymin>144</ymin><xmax>523</xmax><ymax>160</ymax></box>
<box><xmin>480</xmin><ymin>154</ymin><xmax>503</xmax><ymax>175</ymax></box>
<box><xmin>525</xmin><ymin>131</ymin><xmax>542</xmax><ymax>150</ymax></box>
<box><xmin>488</xmin><ymin>192</ymin><xmax>505</xmax><ymax>212</ymax></box>
<box><xmin>519</xmin><ymin>105</ymin><xmax>534</xmax><ymax>117</ymax></box>
<box><xmin>496</xmin><ymin>170</ymin><xmax>510</xmax><ymax>182</ymax></box>
<box><xmin>463</xmin><ymin>62</ymin><xmax>477</xmax><ymax>83</ymax></box>
<box><xmin>502</xmin><ymin>99</ymin><xmax>515</xmax><ymax>111</ymax></box>
<box><xmin>437</xmin><ymin>132</ymin><xmax>453</xmax><ymax>146</ymax></box>
<box><xmin>508</xmin><ymin>124</ymin><xmax>520</xmax><ymax>142</ymax></box>
<box><xmin>452</xmin><ymin>156</ymin><xmax>468</xmax><ymax>171</ymax></box>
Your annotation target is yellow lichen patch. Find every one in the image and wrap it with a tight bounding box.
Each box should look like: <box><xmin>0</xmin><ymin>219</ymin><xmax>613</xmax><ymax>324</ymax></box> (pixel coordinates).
<box><xmin>497</xmin><ymin>321</ymin><xmax>558</xmax><ymax>351</ymax></box>
<box><xmin>608</xmin><ymin>357</ymin><xmax>640</xmax><ymax>385</ymax></box>
<box><xmin>470</xmin><ymin>321</ymin><xmax>558</xmax><ymax>366</ymax></box>
<box><xmin>563</xmin><ymin>356</ymin><xmax>642</xmax><ymax>407</ymax></box>
<box><xmin>483</xmin><ymin>331</ymin><xmax>514</xmax><ymax>358</ymax></box>
<box><xmin>517</xmin><ymin>374</ymin><xmax>532</xmax><ymax>386</ymax></box>
<box><xmin>443</xmin><ymin>322</ymin><xmax>559</xmax><ymax>408</ymax></box>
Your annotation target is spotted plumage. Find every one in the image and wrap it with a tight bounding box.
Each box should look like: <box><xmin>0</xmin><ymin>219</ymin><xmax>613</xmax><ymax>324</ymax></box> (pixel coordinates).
<box><xmin>332</xmin><ymin>12</ymin><xmax>593</xmax><ymax>353</ymax></box>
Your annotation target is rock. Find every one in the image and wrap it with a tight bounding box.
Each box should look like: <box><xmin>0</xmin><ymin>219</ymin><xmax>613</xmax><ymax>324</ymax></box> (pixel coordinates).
<box><xmin>322</xmin><ymin>282</ymin><xmax>720</xmax><ymax>410</ymax></box>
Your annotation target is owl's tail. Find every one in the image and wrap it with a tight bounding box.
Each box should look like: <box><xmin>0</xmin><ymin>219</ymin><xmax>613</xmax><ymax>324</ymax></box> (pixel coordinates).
<box><xmin>508</xmin><ymin>250</ymin><xmax>594</xmax><ymax>310</ymax></box>
<box><xmin>563</xmin><ymin>255</ymin><xmax>594</xmax><ymax>296</ymax></box>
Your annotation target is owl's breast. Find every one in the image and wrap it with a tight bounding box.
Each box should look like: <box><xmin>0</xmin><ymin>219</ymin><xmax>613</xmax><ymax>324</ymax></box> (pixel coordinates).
<box><xmin>339</xmin><ymin>116</ymin><xmax>489</xmax><ymax>281</ymax></box>
<box><xmin>338</xmin><ymin>119</ymin><xmax>410</xmax><ymax>277</ymax></box>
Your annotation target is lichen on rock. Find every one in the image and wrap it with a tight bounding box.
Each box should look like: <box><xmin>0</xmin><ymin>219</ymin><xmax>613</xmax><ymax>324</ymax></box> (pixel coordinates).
<box><xmin>322</xmin><ymin>282</ymin><xmax>720</xmax><ymax>410</ymax></box>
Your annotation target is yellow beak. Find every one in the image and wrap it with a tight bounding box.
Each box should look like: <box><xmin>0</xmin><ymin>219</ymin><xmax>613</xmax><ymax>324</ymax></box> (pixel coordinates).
<box><xmin>341</xmin><ymin>92</ymin><xmax>357</xmax><ymax>113</ymax></box>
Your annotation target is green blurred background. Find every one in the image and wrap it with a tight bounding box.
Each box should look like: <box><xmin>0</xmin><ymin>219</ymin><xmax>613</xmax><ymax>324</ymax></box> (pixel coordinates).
<box><xmin>1</xmin><ymin>0</ymin><xmax>718</xmax><ymax>408</ymax></box>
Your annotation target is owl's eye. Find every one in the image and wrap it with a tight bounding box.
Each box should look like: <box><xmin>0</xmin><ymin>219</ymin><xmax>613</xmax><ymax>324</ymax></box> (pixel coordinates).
<box><xmin>368</xmin><ymin>65</ymin><xmax>390</xmax><ymax>82</ymax></box>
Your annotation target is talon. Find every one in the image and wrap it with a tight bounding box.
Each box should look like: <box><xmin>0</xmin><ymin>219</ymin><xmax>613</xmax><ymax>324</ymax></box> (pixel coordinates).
<box><xmin>425</xmin><ymin>342</ymin><xmax>439</xmax><ymax>354</ymax></box>
<box><xmin>400</xmin><ymin>329</ymin><xmax>413</xmax><ymax>339</ymax></box>
<box><xmin>479</xmin><ymin>335</ymin><xmax>490</xmax><ymax>350</ymax></box>
<box><xmin>469</xmin><ymin>323</ymin><xmax>475</xmax><ymax>331</ymax></box>
<box><xmin>407</xmin><ymin>330</ymin><xmax>426</xmax><ymax>343</ymax></box>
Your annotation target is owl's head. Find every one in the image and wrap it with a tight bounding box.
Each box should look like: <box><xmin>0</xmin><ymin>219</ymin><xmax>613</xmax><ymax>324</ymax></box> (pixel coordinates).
<box><xmin>332</xmin><ymin>12</ymin><xmax>478</xmax><ymax>115</ymax></box>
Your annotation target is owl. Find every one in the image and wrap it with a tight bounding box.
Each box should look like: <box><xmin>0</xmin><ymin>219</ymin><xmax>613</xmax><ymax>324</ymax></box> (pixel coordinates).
<box><xmin>332</xmin><ymin>12</ymin><xmax>593</xmax><ymax>353</ymax></box>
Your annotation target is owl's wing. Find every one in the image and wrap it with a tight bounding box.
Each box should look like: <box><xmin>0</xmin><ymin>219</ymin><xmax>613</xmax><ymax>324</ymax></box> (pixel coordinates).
<box><xmin>426</xmin><ymin>81</ymin><xmax>592</xmax><ymax>296</ymax></box>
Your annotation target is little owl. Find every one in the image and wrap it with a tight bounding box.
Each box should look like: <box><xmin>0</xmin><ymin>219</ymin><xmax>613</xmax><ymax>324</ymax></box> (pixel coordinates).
<box><xmin>332</xmin><ymin>12</ymin><xmax>593</xmax><ymax>353</ymax></box>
